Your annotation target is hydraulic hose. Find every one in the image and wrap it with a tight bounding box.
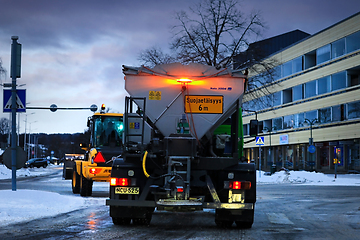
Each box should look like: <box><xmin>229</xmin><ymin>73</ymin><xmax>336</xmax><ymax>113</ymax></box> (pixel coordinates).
<box><xmin>142</xmin><ymin>151</ymin><xmax>150</xmax><ymax>178</ymax></box>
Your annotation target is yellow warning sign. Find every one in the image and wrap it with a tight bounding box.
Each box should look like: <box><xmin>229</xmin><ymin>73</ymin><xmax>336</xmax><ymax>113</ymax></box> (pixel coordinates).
<box><xmin>185</xmin><ymin>95</ymin><xmax>223</xmax><ymax>114</ymax></box>
<box><xmin>149</xmin><ymin>91</ymin><xmax>161</xmax><ymax>100</ymax></box>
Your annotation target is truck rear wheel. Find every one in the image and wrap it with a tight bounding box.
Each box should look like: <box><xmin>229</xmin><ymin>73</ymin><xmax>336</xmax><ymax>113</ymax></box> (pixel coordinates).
<box><xmin>72</xmin><ymin>166</ymin><xmax>80</xmax><ymax>194</ymax></box>
<box><xmin>80</xmin><ymin>174</ymin><xmax>93</xmax><ymax>197</ymax></box>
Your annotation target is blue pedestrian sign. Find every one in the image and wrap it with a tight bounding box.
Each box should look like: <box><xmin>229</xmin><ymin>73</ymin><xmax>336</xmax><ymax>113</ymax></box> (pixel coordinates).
<box><xmin>255</xmin><ymin>136</ymin><xmax>265</xmax><ymax>146</ymax></box>
<box><xmin>3</xmin><ymin>89</ymin><xmax>26</xmax><ymax>112</ymax></box>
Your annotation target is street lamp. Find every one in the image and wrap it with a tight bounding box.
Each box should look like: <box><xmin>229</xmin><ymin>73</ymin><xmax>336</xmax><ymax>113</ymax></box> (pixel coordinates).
<box><xmin>303</xmin><ymin>118</ymin><xmax>318</xmax><ymax>170</ymax></box>
<box><xmin>23</xmin><ymin>112</ymin><xmax>35</xmax><ymax>151</ymax></box>
<box><xmin>28</xmin><ymin>120</ymin><xmax>37</xmax><ymax>160</ymax></box>
<box><xmin>303</xmin><ymin>118</ymin><xmax>318</xmax><ymax>144</ymax></box>
<box><xmin>262</xmin><ymin>126</ymin><xmax>276</xmax><ymax>168</ymax></box>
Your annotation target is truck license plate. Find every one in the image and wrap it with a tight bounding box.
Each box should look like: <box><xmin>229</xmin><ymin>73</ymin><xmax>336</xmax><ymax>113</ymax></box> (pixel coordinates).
<box><xmin>115</xmin><ymin>187</ymin><xmax>140</xmax><ymax>194</ymax></box>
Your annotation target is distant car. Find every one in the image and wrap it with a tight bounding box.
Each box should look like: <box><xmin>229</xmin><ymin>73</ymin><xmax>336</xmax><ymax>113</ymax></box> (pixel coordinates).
<box><xmin>24</xmin><ymin>158</ymin><xmax>48</xmax><ymax>168</ymax></box>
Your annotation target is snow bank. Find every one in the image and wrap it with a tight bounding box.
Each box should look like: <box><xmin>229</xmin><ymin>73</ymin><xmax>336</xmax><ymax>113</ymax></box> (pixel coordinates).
<box><xmin>257</xmin><ymin>170</ymin><xmax>360</xmax><ymax>186</ymax></box>
<box><xmin>0</xmin><ymin>189</ymin><xmax>96</xmax><ymax>226</ymax></box>
<box><xmin>0</xmin><ymin>164</ymin><xmax>58</xmax><ymax>180</ymax></box>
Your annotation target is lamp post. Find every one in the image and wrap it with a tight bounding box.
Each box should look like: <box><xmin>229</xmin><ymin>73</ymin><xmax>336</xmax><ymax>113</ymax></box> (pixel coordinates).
<box><xmin>263</xmin><ymin>126</ymin><xmax>276</xmax><ymax>173</ymax></box>
<box><xmin>24</xmin><ymin>112</ymin><xmax>35</xmax><ymax>151</ymax></box>
<box><xmin>303</xmin><ymin>118</ymin><xmax>318</xmax><ymax>170</ymax></box>
<box><xmin>28</xmin><ymin>121</ymin><xmax>37</xmax><ymax>160</ymax></box>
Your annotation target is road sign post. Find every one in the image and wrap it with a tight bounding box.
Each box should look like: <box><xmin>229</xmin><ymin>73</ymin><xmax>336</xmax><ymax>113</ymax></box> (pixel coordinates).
<box><xmin>10</xmin><ymin>36</ymin><xmax>22</xmax><ymax>191</ymax></box>
<box><xmin>256</xmin><ymin>137</ymin><xmax>265</xmax><ymax>178</ymax></box>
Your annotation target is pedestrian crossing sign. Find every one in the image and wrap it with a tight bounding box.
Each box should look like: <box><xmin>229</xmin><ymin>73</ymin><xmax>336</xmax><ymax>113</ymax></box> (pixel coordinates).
<box><xmin>3</xmin><ymin>89</ymin><xmax>26</xmax><ymax>113</ymax></box>
<box><xmin>255</xmin><ymin>136</ymin><xmax>265</xmax><ymax>146</ymax></box>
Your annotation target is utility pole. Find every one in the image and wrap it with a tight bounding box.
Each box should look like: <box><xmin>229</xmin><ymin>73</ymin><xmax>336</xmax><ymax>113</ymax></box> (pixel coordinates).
<box><xmin>10</xmin><ymin>36</ymin><xmax>21</xmax><ymax>191</ymax></box>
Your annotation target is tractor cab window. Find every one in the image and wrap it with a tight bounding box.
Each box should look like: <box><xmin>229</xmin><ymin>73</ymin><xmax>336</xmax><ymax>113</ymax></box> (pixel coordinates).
<box><xmin>93</xmin><ymin>116</ymin><xmax>123</xmax><ymax>147</ymax></box>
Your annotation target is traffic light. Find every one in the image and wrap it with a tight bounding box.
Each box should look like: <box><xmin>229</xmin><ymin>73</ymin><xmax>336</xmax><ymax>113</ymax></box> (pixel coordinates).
<box><xmin>249</xmin><ymin>120</ymin><xmax>258</xmax><ymax>137</ymax></box>
<box><xmin>334</xmin><ymin>147</ymin><xmax>342</xmax><ymax>165</ymax></box>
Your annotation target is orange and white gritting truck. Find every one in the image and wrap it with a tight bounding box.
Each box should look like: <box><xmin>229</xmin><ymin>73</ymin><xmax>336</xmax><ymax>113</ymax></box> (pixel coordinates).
<box><xmin>70</xmin><ymin>106</ymin><xmax>124</xmax><ymax>197</ymax></box>
<box><xmin>106</xmin><ymin>63</ymin><xmax>256</xmax><ymax>228</ymax></box>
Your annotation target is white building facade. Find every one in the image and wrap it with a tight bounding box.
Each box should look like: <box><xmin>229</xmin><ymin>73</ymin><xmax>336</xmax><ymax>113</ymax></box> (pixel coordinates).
<box><xmin>242</xmin><ymin>12</ymin><xmax>360</xmax><ymax>173</ymax></box>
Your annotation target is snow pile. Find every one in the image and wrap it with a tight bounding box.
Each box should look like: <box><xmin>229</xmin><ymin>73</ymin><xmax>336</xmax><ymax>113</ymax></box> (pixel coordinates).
<box><xmin>0</xmin><ymin>190</ymin><xmax>91</xmax><ymax>226</ymax></box>
<box><xmin>0</xmin><ymin>164</ymin><xmax>60</xmax><ymax>179</ymax></box>
<box><xmin>257</xmin><ymin>170</ymin><xmax>360</xmax><ymax>185</ymax></box>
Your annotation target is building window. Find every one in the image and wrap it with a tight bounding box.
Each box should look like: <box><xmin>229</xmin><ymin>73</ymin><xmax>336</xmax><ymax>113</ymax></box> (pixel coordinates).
<box><xmin>272</xmin><ymin>65</ymin><xmax>282</xmax><ymax>81</ymax></box>
<box><xmin>317</xmin><ymin>76</ymin><xmax>331</xmax><ymax>95</ymax></box>
<box><xmin>243</xmin><ymin>124</ymin><xmax>249</xmax><ymax>136</ymax></box>
<box><xmin>283</xmin><ymin>115</ymin><xmax>294</xmax><ymax>129</ymax></box>
<box><xmin>346</xmin><ymin>31</ymin><xmax>360</xmax><ymax>53</ymax></box>
<box><xmin>292</xmin><ymin>84</ymin><xmax>304</xmax><ymax>101</ymax></box>
<box><xmin>331</xmin><ymin>71</ymin><xmax>347</xmax><ymax>91</ymax></box>
<box><xmin>294</xmin><ymin>113</ymin><xmax>305</xmax><ymax>128</ymax></box>
<box><xmin>332</xmin><ymin>105</ymin><xmax>345</xmax><ymax>122</ymax></box>
<box><xmin>282</xmin><ymin>61</ymin><xmax>292</xmax><ymax>77</ymax></box>
<box><xmin>293</xmin><ymin>56</ymin><xmax>303</xmax><ymax>74</ymax></box>
<box><xmin>348</xmin><ymin>101</ymin><xmax>360</xmax><ymax>119</ymax></box>
<box><xmin>305</xmin><ymin>110</ymin><xmax>317</xmax><ymax>122</ymax></box>
<box><xmin>283</xmin><ymin>88</ymin><xmax>292</xmax><ymax>104</ymax></box>
<box><xmin>272</xmin><ymin>117</ymin><xmax>283</xmax><ymax>130</ymax></box>
<box><xmin>272</xmin><ymin>92</ymin><xmax>282</xmax><ymax>106</ymax></box>
<box><xmin>305</xmin><ymin>80</ymin><xmax>317</xmax><ymax>98</ymax></box>
<box><xmin>318</xmin><ymin>107</ymin><xmax>331</xmax><ymax>123</ymax></box>
<box><xmin>316</xmin><ymin>44</ymin><xmax>331</xmax><ymax>64</ymax></box>
<box><xmin>331</xmin><ymin>38</ymin><xmax>345</xmax><ymax>59</ymax></box>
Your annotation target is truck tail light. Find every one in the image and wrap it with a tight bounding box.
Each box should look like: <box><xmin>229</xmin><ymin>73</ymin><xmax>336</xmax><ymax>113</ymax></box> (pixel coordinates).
<box><xmin>93</xmin><ymin>152</ymin><xmax>105</xmax><ymax>163</ymax></box>
<box><xmin>229</xmin><ymin>181</ymin><xmax>251</xmax><ymax>190</ymax></box>
<box><xmin>110</xmin><ymin>178</ymin><xmax>131</xmax><ymax>186</ymax></box>
<box><xmin>90</xmin><ymin>168</ymin><xmax>101</xmax><ymax>174</ymax></box>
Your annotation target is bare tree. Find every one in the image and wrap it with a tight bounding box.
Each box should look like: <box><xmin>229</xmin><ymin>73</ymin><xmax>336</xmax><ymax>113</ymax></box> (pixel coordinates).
<box><xmin>0</xmin><ymin>58</ymin><xmax>6</xmax><ymax>81</ymax></box>
<box><xmin>170</xmin><ymin>0</ymin><xmax>264</xmax><ymax>68</ymax></box>
<box><xmin>138</xmin><ymin>0</ymin><xmax>279</xmax><ymax>109</ymax></box>
<box><xmin>0</xmin><ymin>118</ymin><xmax>11</xmax><ymax>135</ymax></box>
<box><xmin>138</xmin><ymin>47</ymin><xmax>176</xmax><ymax>67</ymax></box>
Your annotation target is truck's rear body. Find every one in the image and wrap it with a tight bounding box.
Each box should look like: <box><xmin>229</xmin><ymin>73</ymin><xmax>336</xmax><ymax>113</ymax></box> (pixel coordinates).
<box><xmin>106</xmin><ymin>63</ymin><xmax>256</xmax><ymax>228</ymax></box>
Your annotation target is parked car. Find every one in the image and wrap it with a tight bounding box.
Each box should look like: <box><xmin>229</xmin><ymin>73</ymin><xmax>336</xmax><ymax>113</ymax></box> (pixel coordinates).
<box><xmin>24</xmin><ymin>158</ymin><xmax>48</xmax><ymax>168</ymax></box>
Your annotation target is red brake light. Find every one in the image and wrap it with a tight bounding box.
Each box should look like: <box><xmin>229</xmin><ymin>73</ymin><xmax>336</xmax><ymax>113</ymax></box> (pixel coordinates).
<box><xmin>93</xmin><ymin>152</ymin><xmax>105</xmax><ymax>163</ymax></box>
<box><xmin>229</xmin><ymin>181</ymin><xmax>251</xmax><ymax>190</ymax></box>
<box><xmin>110</xmin><ymin>178</ymin><xmax>130</xmax><ymax>186</ymax></box>
<box><xmin>177</xmin><ymin>187</ymin><xmax>184</xmax><ymax>192</ymax></box>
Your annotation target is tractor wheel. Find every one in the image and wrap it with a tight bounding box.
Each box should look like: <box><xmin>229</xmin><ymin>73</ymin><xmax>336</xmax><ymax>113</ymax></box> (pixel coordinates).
<box><xmin>72</xmin><ymin>165</ymin><xmax>80</xmax><ymax>194</ymax></box>
<box><xmin>80</xmin><ymin>174</ymin><xmax>93</xmax><ymax>197</ymax></box>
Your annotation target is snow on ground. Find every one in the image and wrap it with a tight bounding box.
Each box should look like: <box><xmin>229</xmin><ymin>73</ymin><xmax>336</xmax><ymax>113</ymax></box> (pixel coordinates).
<box><xmin>0</xmin><ymin>164</ymin><xmax>360</xmax><ymax>227</ymax></box>
<box><xmin>0</xmin><ymin>164</ymin><xmax>55</xmax><ymax>180</ymax></box>
<box><xmin>257</xmin><ymin>170</ymin><xmax>360</xmax><ymax>185</ymax></box>
<box><xmin>0</xmin><ymin>164</ymin><xmax>106</xmax><ymax>227</ymax></box>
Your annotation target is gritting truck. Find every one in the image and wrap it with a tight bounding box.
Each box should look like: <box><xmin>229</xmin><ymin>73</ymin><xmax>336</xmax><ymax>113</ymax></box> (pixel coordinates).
<box><xmin>106</xmin><ymin>62</ymin><xmax>256</xmax><ymax>228</ymax></box>
<box><xmin>71</xmin><ymin>105</ymin><xmax>124</xmax><ymax>197</ymax></box>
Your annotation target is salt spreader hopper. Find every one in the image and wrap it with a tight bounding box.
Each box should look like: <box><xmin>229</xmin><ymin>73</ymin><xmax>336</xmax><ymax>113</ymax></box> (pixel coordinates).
<box><xmin>106</xmin><ymin>62</ymin><xmax>256</xmax><ymax>228</ymax></box>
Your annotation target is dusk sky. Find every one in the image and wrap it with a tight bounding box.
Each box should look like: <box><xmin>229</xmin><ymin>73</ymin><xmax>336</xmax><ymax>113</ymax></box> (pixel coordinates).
<box><xmin>0</xmin><ymin>0</ymin><xmax>359</xmax><ymax>134</ymax></box>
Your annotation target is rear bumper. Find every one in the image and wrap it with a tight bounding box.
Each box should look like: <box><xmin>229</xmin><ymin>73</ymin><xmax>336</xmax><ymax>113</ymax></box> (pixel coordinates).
<box><xmin>106</xmin><ymin>199</ymin><xmax>254</xmax><ymax>210</ymax></box>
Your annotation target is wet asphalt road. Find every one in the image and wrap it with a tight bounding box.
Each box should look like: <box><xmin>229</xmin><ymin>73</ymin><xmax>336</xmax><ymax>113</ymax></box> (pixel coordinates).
<box><xmin>1</xmin><ymin>167</ymin><xmax>360</xmax><ymax>239</ymax></box>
